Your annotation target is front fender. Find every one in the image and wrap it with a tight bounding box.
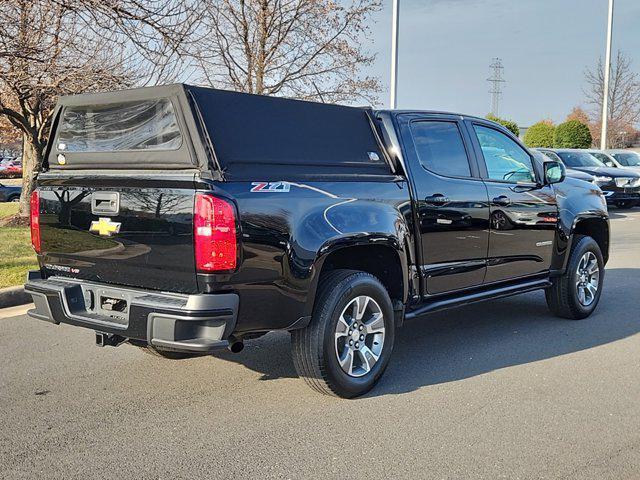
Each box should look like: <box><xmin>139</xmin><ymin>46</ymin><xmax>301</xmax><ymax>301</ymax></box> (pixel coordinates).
<box><xmin>551</xmin><ymin>178</ymin><xmax>609</xmax><ymax>273</ymax></box>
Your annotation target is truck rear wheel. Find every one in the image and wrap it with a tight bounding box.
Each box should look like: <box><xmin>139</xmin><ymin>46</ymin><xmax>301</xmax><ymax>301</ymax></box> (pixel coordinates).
<box><xmin>291</xmin><ymin>269</ymin><xmax>395</xmax><ymax>398</ymax></box>
<box><xmin>545</xmin><ymin>235</ymin><xmax>604</xmax><ymax>320</ymax></box>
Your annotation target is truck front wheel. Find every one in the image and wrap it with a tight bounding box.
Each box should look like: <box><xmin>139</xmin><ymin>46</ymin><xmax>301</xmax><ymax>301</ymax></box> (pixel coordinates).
<box><xmin>291</xmin><ymin>269</ymin><xmax>395</xmax><ymax>398</ymax></box>
<box><xmin>545</xmin><ymin>235</ymin><xmax>604</xmax><ymax>319</ymax></box>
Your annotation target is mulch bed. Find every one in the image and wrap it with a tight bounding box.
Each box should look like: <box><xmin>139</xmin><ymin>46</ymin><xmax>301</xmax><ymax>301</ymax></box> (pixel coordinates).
<box><xmin>0</xmin><ymin>214</ymin><xmax>29</xmax><ymax>227</ymax></box>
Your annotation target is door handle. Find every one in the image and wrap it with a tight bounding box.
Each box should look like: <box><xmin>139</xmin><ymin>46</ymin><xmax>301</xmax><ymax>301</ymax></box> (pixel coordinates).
<box><xmin>492</xmin><ymin>195</ymin><xmax>511</xmax><ymax>206</ymax></box>
<box><xmin>425</xmin><ymin>193</ymin><xmax>449</xmax><ymax>205</ymax></box>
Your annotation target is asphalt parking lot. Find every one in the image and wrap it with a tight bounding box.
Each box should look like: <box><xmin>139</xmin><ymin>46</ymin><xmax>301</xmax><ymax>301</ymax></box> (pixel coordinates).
<box><xmin>1</xmin><ymin>210</ymin><xmax>640</xmax><ymax>480</ymax></box>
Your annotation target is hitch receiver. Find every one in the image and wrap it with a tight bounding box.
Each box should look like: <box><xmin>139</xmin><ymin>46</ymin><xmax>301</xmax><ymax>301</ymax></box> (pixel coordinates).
<box><xmin>95</xmin><ymin>331</ymin><xmax>126</xmax><ymax>347</ymax></box>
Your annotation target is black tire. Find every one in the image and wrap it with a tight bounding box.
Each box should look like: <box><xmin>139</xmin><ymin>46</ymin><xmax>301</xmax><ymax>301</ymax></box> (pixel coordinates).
<box><xmin>138</xmin><ymin>345</ymin><xmax>202</xmax><ymax>360</ymax></box>
<box><xmin>545</xmin><ymin>235</ymin><xmax>604</xmax><ymax>320</ymax></box>
<box><xmin>291</xmin><ymin>269</ymin><xmax>395</xmax><ymax>398</ymax></box>
<box><xmin>8</xmin><ymin>195</ymin><xmax>19</xmax><ymax>203</ymax></box>
<box><xmin>615</xmin><ymin>200</ymin><xmax>638</xmax><ymax>209</ymax></box>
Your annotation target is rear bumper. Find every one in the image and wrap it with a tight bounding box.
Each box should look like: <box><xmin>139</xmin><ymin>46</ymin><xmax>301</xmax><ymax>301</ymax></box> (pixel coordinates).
<box><xmin>24</xmin><ymin>271</ymin><xmax>239</xmax><ymax>353</ymax></box>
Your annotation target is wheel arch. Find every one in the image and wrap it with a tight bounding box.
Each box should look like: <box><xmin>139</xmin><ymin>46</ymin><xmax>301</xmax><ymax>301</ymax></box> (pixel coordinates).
<box><xmin>569</xmin><ymin>215</ymin><xmax>610</xmax><ymax>266</ymax></box>
<box><xmin>304</xmin><ymin>237</ymin><xmax>408</xmax><ymax>320</ymax></box>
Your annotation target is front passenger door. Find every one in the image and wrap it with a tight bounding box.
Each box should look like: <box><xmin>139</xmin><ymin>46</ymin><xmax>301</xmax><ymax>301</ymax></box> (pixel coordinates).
<box><xmin>468</xmin><ymin>122</ymin><xmax>558</xmax><ymax>284</ymax></box>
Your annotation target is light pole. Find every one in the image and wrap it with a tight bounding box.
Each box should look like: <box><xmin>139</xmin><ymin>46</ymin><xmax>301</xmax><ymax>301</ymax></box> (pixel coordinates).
<box><xmin>390</xmin><ymin>0</ymin><xmax>400</xmax><ymax>109</ymax></box>
<box><xmin>600</xmin><ymin>0</ymin><xmax>614</xmax><ymax>150</ymax></box>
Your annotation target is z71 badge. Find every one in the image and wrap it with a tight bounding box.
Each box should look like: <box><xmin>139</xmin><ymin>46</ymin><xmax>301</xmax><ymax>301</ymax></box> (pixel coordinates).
<box><xmin>250</xmin><ymin>181</ymin><xmax>290</xmax><ymax>193</ymax></box>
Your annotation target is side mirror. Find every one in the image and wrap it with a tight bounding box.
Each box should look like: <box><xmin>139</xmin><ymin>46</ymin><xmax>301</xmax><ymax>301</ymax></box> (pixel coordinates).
<box><xmin>604</xmin><ymin>160</ymin><xmax>615</xmax><ymax>167</ymax></box>
<box><xmin>544</xmin><ymin>160</ymin><xmax>565</xmax><ymax>185</ymax></box>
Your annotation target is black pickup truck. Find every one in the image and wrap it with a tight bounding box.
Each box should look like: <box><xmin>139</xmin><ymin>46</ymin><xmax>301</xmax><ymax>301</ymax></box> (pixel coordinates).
<box><xmin>25</xmin><ymin>85</ymin><xmax>609</xmax><ymax>398</ymax></box>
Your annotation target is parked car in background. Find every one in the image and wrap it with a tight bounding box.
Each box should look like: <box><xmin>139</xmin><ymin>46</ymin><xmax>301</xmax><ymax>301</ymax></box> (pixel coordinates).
<box><xmin>606</xmin><ymin>150</ymin><xmax>640</xmax><ymax>171</ymax></box>
<box><xmin>534</xmin><ymin>148</ymin><xmax>597</xmax><ymax>184</ymax></box>
<box><xmin>0</xmin><ymin>158</ymin><xmax>23</xmax><ymax>178</ymax></box>
<box><xmin>552</xmin><ymin>149</ymin><xmax>640</xmax><ymax>209</ymax></box>
<box><xmin>584</xmin><ymin>150</ymin><xmax>619</xmax><ymax>168</ymax></box>
<box><xmin>0</xmin><ymin>182</ymin><xmax>21</xmax><ymax>202</ymax></box>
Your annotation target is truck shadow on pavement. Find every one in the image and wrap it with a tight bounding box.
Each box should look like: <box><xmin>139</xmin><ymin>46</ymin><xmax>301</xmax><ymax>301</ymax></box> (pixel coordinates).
<box><xmin>210</xmin><ymin>268</ymin><xmax>639</xmax><ymax>398</ymax></box>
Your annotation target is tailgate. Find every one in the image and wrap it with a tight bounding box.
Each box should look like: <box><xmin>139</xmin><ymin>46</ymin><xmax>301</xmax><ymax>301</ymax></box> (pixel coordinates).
<box><xmin>38</xmin><ymin>178</ymin><xmax>198</xmax><ymax>293</ymax></box>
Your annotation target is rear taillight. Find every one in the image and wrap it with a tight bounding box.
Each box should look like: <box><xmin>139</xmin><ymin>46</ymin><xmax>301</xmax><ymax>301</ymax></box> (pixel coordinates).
<box><xmin>194</xmin><ymin>193</ymin><xmax>237</xmax><ymax>272</ymax></box>
<box><xmin>30</xmin><ymin>190</ymin><xmax>41</xmax><ymax>253</ymax></box>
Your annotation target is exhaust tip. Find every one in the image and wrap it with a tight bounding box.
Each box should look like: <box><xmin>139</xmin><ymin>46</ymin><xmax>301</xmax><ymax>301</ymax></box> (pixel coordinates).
<box><xmin>227</xmin><ymin>336</ymin><xmax>244</xmax><ymax>353</ymax></box>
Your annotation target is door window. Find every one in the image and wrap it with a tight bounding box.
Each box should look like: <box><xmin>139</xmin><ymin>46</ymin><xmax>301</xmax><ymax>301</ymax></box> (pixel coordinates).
<box><xmin>411</xmin><ymin>121</ymin><xmax>471</xmax><ymax>177</ymax></box>
<box><xmin>474</xmin><ymin>125</ymin><xmax>536</xmax><ymax>183</ymax></box>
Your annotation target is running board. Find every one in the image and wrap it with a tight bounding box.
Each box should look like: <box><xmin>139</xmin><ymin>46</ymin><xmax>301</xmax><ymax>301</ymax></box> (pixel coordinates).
<box><xmin>404</xmin><ymin>278</ymin><xmax>552</xmax><ymax>321</ymax></box>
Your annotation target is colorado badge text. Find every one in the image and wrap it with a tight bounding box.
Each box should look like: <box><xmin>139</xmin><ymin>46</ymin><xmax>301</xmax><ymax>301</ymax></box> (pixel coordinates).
<box><xmin>89</xmin><ymin>217</ymin><xmax>121</xmax><ymax>237</ymax></box>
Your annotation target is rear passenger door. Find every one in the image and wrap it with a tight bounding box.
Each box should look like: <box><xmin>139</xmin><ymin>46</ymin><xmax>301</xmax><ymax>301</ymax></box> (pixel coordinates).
<box><xmin>467</xmin><ymin>121</ymin><xmax>558</xmax><ymax>284</ymax></box>
<box><xmin>398</xmin><ymin>114</ymin><xmax>490</xmax><ymax>296</ymax></box>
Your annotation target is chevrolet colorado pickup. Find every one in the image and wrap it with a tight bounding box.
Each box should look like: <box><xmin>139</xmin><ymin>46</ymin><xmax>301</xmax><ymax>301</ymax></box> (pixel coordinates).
<box><xmin>25</xmin><ymin>85</ymin><xmax>609</xmax><ymax>398</ymax></box>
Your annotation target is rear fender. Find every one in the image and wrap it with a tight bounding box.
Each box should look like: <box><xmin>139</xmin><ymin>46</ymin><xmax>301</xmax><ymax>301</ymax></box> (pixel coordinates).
<box><xmin>304</xmin><ymin>233</ymin><xmax>409</xmax><ymax>318</ymax></box>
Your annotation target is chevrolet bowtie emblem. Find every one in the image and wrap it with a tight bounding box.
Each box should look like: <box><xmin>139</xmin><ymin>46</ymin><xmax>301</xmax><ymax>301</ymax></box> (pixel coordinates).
<box><xmin>89</xmin><ymin>217</ymin><xmax>121</xmax><ymax>237</ymax></box>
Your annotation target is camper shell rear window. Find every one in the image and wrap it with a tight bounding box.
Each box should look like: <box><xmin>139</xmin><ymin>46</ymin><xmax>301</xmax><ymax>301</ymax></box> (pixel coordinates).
<box><xmin>47</xmin><ymin>85</ymin><xmax>197</xmax><ymax>170</ymax></box>
<box><xmin>57</xmin><ymin>99</ymin><xmax>182</xmax><ymax>153</ymax></box>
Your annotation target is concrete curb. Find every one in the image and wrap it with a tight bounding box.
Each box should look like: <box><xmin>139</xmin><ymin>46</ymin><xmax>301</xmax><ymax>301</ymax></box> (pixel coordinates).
<box><xmin>0</xmin><ymin>285</ymin><xmax>31</xmax><ymax>309</ymax></box>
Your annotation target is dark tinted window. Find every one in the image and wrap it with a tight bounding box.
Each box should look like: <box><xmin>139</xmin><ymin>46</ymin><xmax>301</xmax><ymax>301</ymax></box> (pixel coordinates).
<box><xmin>473</xmin><ymin>125</ymin><xmax>535</xmax><ymax>183</ymax></box>
<box><xmin>591</xmin><ymin>152</ymin><xmax>611</xmax><ymax>164</ymax></box>
<box><xmin>410</xmin><ymin>121</ymin><xmax>471</xmax><ymax>177</ymax></box>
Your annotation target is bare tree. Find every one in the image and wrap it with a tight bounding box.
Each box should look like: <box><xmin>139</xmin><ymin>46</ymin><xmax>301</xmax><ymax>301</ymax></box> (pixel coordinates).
<box><xmin>54</xmin><ymin>0</ymin><xmax>202</xmax><ymax>84</ymax></box>
<box><xmin>584</xmin><ymin>50</ymin><xmax>640</xmax><ymax>148</ymax></box>
<box><xmin>0</xmin><ymin>0</ymin><xmax>199</xmax><ymax>218</ymax></box>
<box><xmin>0</xmin><ymin>1</ymin><xmax>137</xmax><ymax>217</ymax></box>
<box><xmin>0</xmin><ymin>114</ymin><xmax>20</xmax><ymax>152</ymax></box>
<box><xmin>195</xmin><ymin>0</ymin><xmax>382</xmax><ymax>104</ymax></box>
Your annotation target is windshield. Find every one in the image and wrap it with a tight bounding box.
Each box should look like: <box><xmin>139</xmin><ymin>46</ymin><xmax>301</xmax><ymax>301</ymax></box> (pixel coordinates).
<box><xmin>557</xmin><ymin>151</ymin><xmax>605</xmax><ymax>168</ymax></box>
<box><xmin>57</xmin><ymin>99</ymin><xmax>182</xmax><ymax>153</ymax></box>
<box><xmin>612</xmin><ymin>152</ymin><xmax>640</xmax><ymax>167</ymax></box>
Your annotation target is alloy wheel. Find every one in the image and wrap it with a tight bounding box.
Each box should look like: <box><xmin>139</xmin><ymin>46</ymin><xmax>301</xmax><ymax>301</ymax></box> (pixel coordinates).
<box><xmin>575</xmin><ymin>251</ymin><xmax>600</xmax><ymax>306</ymax></box>
<box><xmin>334</xmin><ymin>295</ymin><xmax>386</xmax><ymax>378</ymax></box>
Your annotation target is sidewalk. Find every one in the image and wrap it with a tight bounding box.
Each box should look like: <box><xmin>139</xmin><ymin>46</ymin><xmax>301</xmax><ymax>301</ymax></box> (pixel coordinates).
<box><xmin>0</xmin><ymin>303</ymin><xmax>32</xmax><ymax>319</ymax></box>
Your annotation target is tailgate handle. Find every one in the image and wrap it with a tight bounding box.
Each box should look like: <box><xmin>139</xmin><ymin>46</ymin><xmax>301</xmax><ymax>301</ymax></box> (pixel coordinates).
<box><xmin>91</xmin><ymin>192</ymin><xmax>120</xmax><ymax>215</ymax></box>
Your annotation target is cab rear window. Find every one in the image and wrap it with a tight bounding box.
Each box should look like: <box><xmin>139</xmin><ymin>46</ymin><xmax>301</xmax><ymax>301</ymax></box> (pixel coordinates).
<box><xmin>56</xmin><ymin>99</ymin><xmax>182</xmax><ymax>153</ymax></box>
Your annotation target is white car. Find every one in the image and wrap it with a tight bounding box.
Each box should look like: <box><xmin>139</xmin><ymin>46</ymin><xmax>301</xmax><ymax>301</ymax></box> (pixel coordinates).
<box><xmin>606</xmin><ymin>150</ymin><xmax>640</xmax><ymax>172</ymax></box>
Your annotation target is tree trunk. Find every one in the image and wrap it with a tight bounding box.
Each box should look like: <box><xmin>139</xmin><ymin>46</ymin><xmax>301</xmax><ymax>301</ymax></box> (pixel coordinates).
<box><xmin>18</xmin><ymin>133</ymin><xmax>42</xmax><ymax>217</ymax></box>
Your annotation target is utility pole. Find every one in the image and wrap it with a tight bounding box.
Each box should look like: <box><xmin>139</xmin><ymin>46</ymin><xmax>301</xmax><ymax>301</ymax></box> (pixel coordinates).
<box><xmin>390</xmin><ymin>0</ymin><xmax>399</xmax><ymax>109</ymax></box>
<box><xmin>487</xmin><ymin>58</ymin><xmax>506</xmax><ymax>117</ymax></box>
<box><xmin>600</xmin><ymin>0</ymin><xmax>614</xmax><ymax>150</ymax></box>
